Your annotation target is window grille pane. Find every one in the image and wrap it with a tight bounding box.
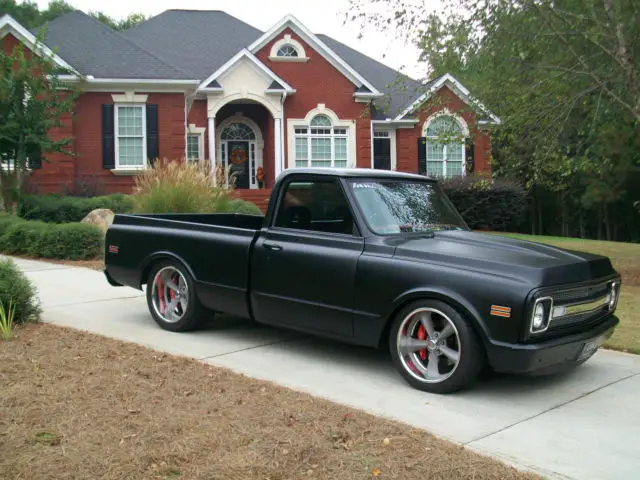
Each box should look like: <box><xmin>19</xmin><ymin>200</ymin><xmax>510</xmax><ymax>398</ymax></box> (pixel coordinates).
<box><xmin>446</xmin><ymin>161</ymin><xmax>464</xmax><ymax>178</ymax></box>
<box><xmin>310</xmin><ymin>115</ymin><xmax>331</xmax><ymax>127</ymax></box>
<box><xmin>426</xmin><ymin>115</ymin><xmax>462</xmax><ymax>137</ymax></box>
<box><xmin>118</xmin><ymin>137</ymin><xmax>144</xmax><ymax>167</ymax></box>
<box><xmin>426</xmin><ymin>142</ymin><xmax>444</xmax><ymax>178</ymax></box>
<box><xmin>187</xmin><ymin>135</ymin><xmax>200</xmax><ymax>160</ymax></box>
<box><xmin>277</xmin><ymin>45</ymin><xmax>298</xmax><ymax>57</ymax></box>
<box><xmin>334</xmin><ymin>137</ymin><xmax>347</xmax><ymax>162</ymax></box>
<box><xmin>311</xmin><ymin>137</ymin><xmax>331</xmax><ymax>167</ymax></box>
<box><xmin>295</xmin><ymin>137</ymin><xmax>308</xmax><ymax>167</ymax></box>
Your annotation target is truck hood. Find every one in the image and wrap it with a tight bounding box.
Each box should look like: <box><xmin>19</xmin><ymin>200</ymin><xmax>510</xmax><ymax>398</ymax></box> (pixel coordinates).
<box><xmin>392</xmin><ymin>231</ymin><xmax>616</xmax><ymax>287</ymax></box>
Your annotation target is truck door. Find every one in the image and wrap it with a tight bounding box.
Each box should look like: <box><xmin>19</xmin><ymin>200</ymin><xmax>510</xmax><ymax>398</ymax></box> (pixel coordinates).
<box><xmin>250</xmin><ymin>176</ymin><xmax>363</xmax><ymax>337</ymax></box>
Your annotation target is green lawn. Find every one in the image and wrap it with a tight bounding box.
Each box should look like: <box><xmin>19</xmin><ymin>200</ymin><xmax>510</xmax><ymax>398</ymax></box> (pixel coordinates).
<box><xmin>489</xmin><ymin>232</ymin><xmax>640</xmax><ymax>354</ymax></box>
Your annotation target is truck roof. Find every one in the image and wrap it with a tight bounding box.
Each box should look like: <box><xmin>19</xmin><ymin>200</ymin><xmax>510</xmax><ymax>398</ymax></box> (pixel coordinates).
<box><xmin>278</xmin><ymin>168</ymin><xmax>435</xmax><ymax>182</ymax></box>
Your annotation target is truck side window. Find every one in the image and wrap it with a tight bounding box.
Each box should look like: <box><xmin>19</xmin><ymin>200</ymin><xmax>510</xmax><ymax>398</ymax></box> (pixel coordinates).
<box><xmin>275</xmin><ymin>180</ymin><xmax>355</xmax><ymax>235</ymax></box>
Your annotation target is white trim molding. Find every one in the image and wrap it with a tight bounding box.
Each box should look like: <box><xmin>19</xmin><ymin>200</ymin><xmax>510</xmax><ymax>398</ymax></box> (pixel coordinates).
<box><xmin>111</xmin><ymin>92</ymin><xmax>149</xmax><ymax>104</ymax></box>
<box><xmin>422</xmin><ymin>109</ymin><xmax>470</xmax><ymax>138</ymax></box>
<box><xmin>198</xmin><ymin>49</ymin><xmax>295</xmax><ymax>93</ymax></box>
<box><xmin>0</xmin><ymin>14</ymin><xmax>78</xmax><ymax>74</ymax></box>
<box><xmin>248</xmin><ymin>14</ymin><xmax>382</xmax><ymax>96</ymax></box>
<box><xmin>186</xmin><ymin>123</ymin><xmax>206</xmax><ymax>161</ymax></box>
<box><xmin>113</xmin><ymin>103</ymin><xmax>147</xmax><ymax>171</ymax></box>
<box><xmin>286</xmin><ymin>104</ymin><xmax>357</xmax><ymax>170</ymax></box>
<box><xmin>371</xmin><ymin>127</ymin><xmax>397</xmax><ymax>171</ymax></box>
<box><xmin>395</xmin><ymin>73</ymin><xmax>501</xmax><ymax>125</ymax></box>
<box><xmin>269</xmin><ymin>34</ymin><xmax>309</xmax><ymax>61</ymax></box>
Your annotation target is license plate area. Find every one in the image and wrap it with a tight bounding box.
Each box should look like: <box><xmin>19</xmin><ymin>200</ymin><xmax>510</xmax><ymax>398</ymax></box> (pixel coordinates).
<box><xmin>577</xmin><ymin>335</ymin><xmax>607</xmax><ymax>361</ymax></box>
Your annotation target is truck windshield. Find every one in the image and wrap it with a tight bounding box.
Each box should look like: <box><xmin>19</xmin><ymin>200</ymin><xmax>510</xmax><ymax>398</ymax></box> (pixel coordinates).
<box><xmin>348</xmin><ymin>179</ymin><xmax>469</xmax><ymax>235</ymax></box>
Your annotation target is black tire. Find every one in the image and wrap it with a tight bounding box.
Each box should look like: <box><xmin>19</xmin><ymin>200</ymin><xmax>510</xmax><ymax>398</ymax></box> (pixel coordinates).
<box><xmin>146</xmin><ymin>259</ymin><xmax>210</xmax><ymax>332</ymax></box>
<box><xmin>389</xmin><ymin>299</ymin><xmax>485</xmax><ymax>394</ymax></box>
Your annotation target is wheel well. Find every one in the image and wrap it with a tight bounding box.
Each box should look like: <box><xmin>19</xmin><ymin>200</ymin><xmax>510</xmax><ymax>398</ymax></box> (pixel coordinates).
<box><xmin>139</xmin><ymin>254</ymin><xmax>191</xmax><ymax>288</ymax></box>
<box><xmin>377</xmin><ymin>294</ymin><xmax>488</xmax><ymax>352</ymax></box>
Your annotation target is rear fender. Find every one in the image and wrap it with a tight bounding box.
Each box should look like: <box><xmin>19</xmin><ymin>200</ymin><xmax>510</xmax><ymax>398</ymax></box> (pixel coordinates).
<box><xmin>138</xmin><ymin>251</ymin><xmax>198</xmax><ymax>289</ymax></box>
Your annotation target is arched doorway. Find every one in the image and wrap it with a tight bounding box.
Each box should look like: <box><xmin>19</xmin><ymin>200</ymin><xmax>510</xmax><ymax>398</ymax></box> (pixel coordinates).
<box><xmin>218</xmin><ymin>115</ymin><xmax>263</xmax><ymax>189</ymax></box>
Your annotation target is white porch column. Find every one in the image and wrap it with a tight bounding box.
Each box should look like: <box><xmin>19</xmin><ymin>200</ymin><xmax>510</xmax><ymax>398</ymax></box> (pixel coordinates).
<box><xmin>274</xmin><ymin>117</ymin><xmax>283</xmax><ymax>179</ymax></box>
<box><xmin>208</xmin><ymin>116</ymin><xmax>216</xmax><ymax>185</ymax></box>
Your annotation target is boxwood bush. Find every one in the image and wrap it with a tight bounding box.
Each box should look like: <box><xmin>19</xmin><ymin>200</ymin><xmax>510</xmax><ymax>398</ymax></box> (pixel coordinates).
<box><xmin>18</xmin><ymin>194</ymin><xmax>133</xmax><ymax>223</ymax></box>
<box><xmin>0</xmin><ymin>258</ymin><xmax>41</xmax><ymax>324</ymax></box>
<box><xmin>0</xmin><ymin>217</ymin><xmax>103</xmax><ymax>260</ymax></box>
<box><xmin>441</xmin><ymin>176</ymin><xmax>527</xmax><ymax>231</ymax></box>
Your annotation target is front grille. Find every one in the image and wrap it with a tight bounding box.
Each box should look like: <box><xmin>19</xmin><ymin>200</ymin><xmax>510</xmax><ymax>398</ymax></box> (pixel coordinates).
<box><xmin>552</xmin><ymin>283</ymin><xmax>609</xmax><ymax>303</ymax></box>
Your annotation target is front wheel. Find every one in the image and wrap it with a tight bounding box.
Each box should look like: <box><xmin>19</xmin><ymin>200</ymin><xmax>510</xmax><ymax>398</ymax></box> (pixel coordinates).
<box><xmin>146</xmin><ymin>260</ymin><xmax>210</xmax><ymax>332</ymax></box>
<box><xmin>389</xmin><ymin>300</ymin><xmax>485</xmax><ymax>394</ymax></box>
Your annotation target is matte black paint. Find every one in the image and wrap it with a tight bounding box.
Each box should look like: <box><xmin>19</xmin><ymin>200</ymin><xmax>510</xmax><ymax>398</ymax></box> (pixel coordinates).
<box><xmin>104</xmin><ymin>169</ymin><xmax>620</xmax><ymax>374</ymax></box>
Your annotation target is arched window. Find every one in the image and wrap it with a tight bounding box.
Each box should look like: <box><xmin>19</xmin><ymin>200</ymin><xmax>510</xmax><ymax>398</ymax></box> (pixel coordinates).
<box><xmin>425</xmin><ymin>115</ymin><xmax>465</xmax><ymax>178</ymax></box>
<box><xmin>276</xmin><ymin>45</ymin><xmax>299</xmax><ymax>57</ymax></box>
<box><xmin>220</xmin><ymin>123</ymin><xmax>256</xmax><ymax>140</ymax></box>
<box><xmin>294</xmin><ymin>114</ymin><xmax>348</xmax><ymax>168</ymax></box>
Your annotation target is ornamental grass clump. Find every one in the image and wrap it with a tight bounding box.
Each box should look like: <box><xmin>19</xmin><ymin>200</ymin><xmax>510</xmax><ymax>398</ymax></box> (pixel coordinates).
<box><xmin>132</xmin><ymin>159</ymin><xmax>261</xmax><ymax>215</ymax></box>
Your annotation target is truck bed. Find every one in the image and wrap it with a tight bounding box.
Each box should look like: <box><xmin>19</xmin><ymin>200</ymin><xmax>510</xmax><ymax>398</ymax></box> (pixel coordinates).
<box><xmin>105</xmin><ymin>212</ymin><xmax>265</xmax><ymax>319</ymax></box>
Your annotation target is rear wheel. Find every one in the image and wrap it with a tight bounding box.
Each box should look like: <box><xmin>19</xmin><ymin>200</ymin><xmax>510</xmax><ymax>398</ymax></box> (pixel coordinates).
<box><xmin>389</xmin><ymin>299</ymin><xmax>485</xmax><ymax>394</ymax></box>
<box><xmin>146</xmin><ymin>260</ymin><xmax>209</xmax><ymax>332</ymax></box>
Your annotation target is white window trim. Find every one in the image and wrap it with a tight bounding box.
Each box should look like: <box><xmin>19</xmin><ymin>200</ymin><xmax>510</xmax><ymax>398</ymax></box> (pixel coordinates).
<box><xmin>111</xmin><ymin>92</ymin><xmax>149</xmax><ymax>104</ymax></box>
<box><xmin>216</xmin><ymin>114</ymin><xmax>264</xmax><ymax>190</ymax></box>
<box><xmin>114</xmin><ymin>103</ymin><xmax>147</xmax><ymax>171</ymax></box>
<box><xmin>286</xmin><ymin>104</ymin><xmax>356</xmax><ymax>169</ymax></box>
<box><xmin>268</xmin><ymin>34</ymin><xmax>309</xmax><ymax>62</ymax></box>
<box><xmin>371</xmin><ymin>128</ymin><xmax>397</xmax><ymax>171</ymax></box>
<box><xmin>423</xmin><ymin>112</ymin><xmax>468</xmax><ymax>179</ymax></box>
<box><xmin>186</xmin><ymin>124</ymin><xmax>206</xmax><ymax>161</ymax></box>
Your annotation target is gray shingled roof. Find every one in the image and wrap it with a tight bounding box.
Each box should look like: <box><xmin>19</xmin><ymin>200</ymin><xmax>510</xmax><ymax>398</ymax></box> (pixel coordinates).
<box><xmin>35</xmin><ymin>11</ymin><xmax>191</xmax><ymax>79</ymax></box>
<box><xmin>317</xmin><ymin>34</ymin><xmax>425</xmax><ymax>118</ymax></box>
<box><xmin>121</xmin><ymin>10</ymin><xmax>263</xmax><ymax>81</ymax></box>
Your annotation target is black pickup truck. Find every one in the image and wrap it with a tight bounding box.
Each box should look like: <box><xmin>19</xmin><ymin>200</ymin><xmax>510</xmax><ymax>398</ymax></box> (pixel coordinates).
<box><xmin>104</xmin><ymin>168</ymin><xmax>620</xmax><ymax>393</ymax></box>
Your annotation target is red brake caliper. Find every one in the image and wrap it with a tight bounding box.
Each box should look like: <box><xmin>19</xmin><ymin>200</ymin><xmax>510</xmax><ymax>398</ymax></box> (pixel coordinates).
<box><xmin>417</xmin><ymin>324</ymin><xmax>427</xmax><ymax>360</ymax></box>
<box><xmin>157</xmin><ymin>275</ymin><xmax>166</xmax><ymax>315</ymax></box>
<box><xmin>169</xmin><ymin>274</ymin><xmax>177</xmax><ymax>312</ymax></box>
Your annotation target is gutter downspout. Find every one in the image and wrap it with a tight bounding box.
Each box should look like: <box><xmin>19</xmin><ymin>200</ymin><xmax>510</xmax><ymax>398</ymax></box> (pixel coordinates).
<box><xmin>280</xmin><ymin>92</ymin><xmax>288</xmax><ymax>174</ymax></box>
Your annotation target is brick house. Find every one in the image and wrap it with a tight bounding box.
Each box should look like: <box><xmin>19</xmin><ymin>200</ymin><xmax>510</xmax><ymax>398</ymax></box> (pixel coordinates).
<box><xmin>0</xmin><ymin>9</ymin><xmax>500</xmax><ymax>210</ymax></box>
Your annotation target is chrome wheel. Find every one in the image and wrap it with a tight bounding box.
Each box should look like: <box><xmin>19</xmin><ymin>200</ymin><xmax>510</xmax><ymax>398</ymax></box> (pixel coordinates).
<box><xmin>151</xmin><ymin>266</ymin><xmax>189</xmax><ymax>324</ymax></box>
<box><xmin>396</xmin><ymin>307</ymin><xmax>461</xmax><ymax>384</ymax></box>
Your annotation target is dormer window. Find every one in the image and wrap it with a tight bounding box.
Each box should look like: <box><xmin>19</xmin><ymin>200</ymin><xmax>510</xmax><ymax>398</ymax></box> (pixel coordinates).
<box><xmin>269</xmin><ymin>34</ymin><xmax>309</xmax><ymax>62</ymax></box>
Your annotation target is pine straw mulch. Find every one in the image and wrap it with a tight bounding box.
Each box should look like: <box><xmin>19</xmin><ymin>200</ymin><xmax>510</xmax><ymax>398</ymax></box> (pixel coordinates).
<box><xmin>0</xmin><ymin>324</ymin><xmax>539</xmax><ymax>480</ymax></box>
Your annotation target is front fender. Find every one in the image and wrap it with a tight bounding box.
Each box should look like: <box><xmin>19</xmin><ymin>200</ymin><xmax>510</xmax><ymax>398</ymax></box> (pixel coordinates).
<box><xmin>385</xmin><ymin>287</ymin><xmax>492</xmax><ymax>346</ymax></box>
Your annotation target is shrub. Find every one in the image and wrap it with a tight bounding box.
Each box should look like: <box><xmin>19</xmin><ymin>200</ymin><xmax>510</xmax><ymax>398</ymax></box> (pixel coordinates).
<box><xmin>0</xmin><ymin>258</ymin><xmax>41</xmax><ymax>324</ymax></box>
<box><xmin>18</xmin><ymin>193</ymin><xmax>133</xmax><ymax>223</ymax></box>
<box><xmin>132</xmin><ymin>159</ymin><xmax>261</xmax><ymax>215</ymax></box>
<box><xmin>0</xmin><ymin>218</ymin><xmax>103</xmax><ymax>260</ymax></box>
<box><xmin>440</xmin><ymin>176</ymin><xmax>528</xmax><ymax>231</ymax></box>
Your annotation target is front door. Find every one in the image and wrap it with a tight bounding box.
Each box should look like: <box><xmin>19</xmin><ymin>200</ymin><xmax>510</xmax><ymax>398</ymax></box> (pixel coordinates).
<box><xmin>227</xmin><ymin>141</ymin><xmax>250</xmax><ymax>189</ymax></box>
<box><xmin>373</xmin><ymin>137</ymin><xmax>391</xmax><ymax>170</ymax></box>
<box><xmin>250</xmin><ymin>177</ymin><xmax>363</xmax><ymax>337</ymax></box>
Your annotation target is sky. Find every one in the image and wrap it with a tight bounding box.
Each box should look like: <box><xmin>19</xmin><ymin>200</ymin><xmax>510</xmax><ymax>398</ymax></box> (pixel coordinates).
<box><xmin>34</xmin><ymin>0</ymin><xmax>434</xmax><ymax>80</ymax></box>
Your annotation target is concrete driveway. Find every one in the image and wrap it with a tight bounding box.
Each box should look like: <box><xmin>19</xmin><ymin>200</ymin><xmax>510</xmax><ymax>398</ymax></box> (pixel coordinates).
<box><xmin>8</xmin><ymin>255</ymin><xmax>640</xmax><ymax>479</ymax></box>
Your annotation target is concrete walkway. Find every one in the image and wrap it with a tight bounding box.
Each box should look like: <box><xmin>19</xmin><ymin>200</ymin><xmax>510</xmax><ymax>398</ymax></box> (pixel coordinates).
<box><xmin>7</xmin><ymin>255</ymin><xmax>640</xmax><ymax>479</ymax></box>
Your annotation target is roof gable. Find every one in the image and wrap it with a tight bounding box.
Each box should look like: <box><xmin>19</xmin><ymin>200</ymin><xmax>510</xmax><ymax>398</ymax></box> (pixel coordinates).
<box><xmin>198</xmin><ymin>49</ymin><xmax>295</xmax><ymax>93</ymax></box>
<box><xmin>0</xmin><ymin>14</ymin><xmax>77</xmax><ymax>73</ymax></box>
<box><xmin>396</xmin><ymin>73</ymin><xmax>501</xmax><ymax>124</ymax></box>
<box><xmin>248</xmin><ymin>14</ymin><xmax>382</xmax><ymax>97</ymax></box>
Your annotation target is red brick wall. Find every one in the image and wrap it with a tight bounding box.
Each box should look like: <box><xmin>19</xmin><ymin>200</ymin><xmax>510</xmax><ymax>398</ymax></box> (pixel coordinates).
<box><xmin>395</xmin><ymin>86</ymin><xmax>492</xmax><ymax>176</ymax></box>
<box><xmin>255</xmin><ymin>28</ymin><xmax>372</xmax><ymax>169</ymax></box>
<box><xmin>187</xmin><ymin>99</ymin><xmax>208</xmax><ymax>158</ymax></box>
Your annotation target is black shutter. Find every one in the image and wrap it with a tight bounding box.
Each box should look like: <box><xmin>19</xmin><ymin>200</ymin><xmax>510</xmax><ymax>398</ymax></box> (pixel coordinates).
<box><xmin>465</xmin><ymin>140</ymin><xmax>475</xmax><ymax>174</ymax></box>
<box><xmin>417</xmin><ymin>137</ymin><xmax>427</xmax><ymax>175</ymax></box>
<box><xmin>27</xmin><ymin>144</ymin><xmax>42</xmax><ymax>169</ymax></box>
<box><xmin>102</xmin><ymin>104</ymin><xmax>115</xmax><ymax>169</ymax></box>
<box><xmin>146</xmin><ymin>104</ymin><xmax>159</xmax><ymax>162</ymax></box>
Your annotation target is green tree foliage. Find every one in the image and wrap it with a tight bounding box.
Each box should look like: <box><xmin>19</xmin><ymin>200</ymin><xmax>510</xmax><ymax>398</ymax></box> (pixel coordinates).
<box><xmin>0</xmin><ymin>39</ymin><xmax>78</xmax><ymax>211</ymax></box>
<box><xmin>0</xmin><ymin>0</ymin><xmax>146</xmax><ymax>30</ymax></box>
<box><xmin>348</xmin><ymin>0</ymin><xmax>640</xmax><ymax>241</ymax></box>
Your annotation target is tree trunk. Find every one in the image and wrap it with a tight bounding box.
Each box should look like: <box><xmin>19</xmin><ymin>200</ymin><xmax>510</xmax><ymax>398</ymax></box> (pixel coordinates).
<box><xmin>604</xmin><ymin>205</ymin><xmax>612</xmax><ymax>241</ymax></box>
<box><xmin>597</xmin><ymin>207</ymin><xmax>603</xmax><ymax>240</ymax></box>
<box><xmin>537</xmin><ymin>198</ymin><xmax>543</xmax><ymax>236</ymax></box>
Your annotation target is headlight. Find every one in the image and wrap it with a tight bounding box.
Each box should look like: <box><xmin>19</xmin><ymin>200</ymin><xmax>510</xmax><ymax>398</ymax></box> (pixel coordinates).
<box><xmin>530</xmin><ymin>297</ymin><xmax>553</xmax><ymax>333</ymax></box>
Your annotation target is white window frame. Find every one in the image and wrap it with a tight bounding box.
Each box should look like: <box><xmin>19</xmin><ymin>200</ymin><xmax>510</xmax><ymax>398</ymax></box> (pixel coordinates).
<box><xmin>287</xmin><ymin>105</ymin><xmax>356</xmax><ymax>169</ymax></box>
<box><xmin>268</xmin><ymin>34</ymin><xmax>309</xmax><ymax>62</ymax></box>
<box><xmin>422</xmin><ymin>112</ymin><xmax>468</xmax><ymax>179</ymax></box>
<box><xmin>114</xmin><ymin>103</ymin><xmax>147</xmax><ymax>170</ymax></box>
<box><xmin>186</xmin><ymin>124</ymin><xmax>206</xmax><ymax>162</ymax></box>
<box><xmin>293</xmin><ymin>116</ymin><xmax>349</xmax><ymax>169</ymax></box>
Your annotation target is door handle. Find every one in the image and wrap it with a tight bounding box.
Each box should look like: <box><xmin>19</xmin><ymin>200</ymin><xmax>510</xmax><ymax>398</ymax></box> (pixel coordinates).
<box><xmin>263</xmin><ymin>242</ymin><xmax>283</xmax><ymax>252</ymax></box>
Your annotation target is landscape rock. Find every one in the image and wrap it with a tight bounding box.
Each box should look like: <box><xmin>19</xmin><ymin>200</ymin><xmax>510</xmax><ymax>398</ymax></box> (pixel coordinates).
<box><xmin>81</xmin><ymin>208</ymin><xmax>114</xmax><ymax>231</ymax></box>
